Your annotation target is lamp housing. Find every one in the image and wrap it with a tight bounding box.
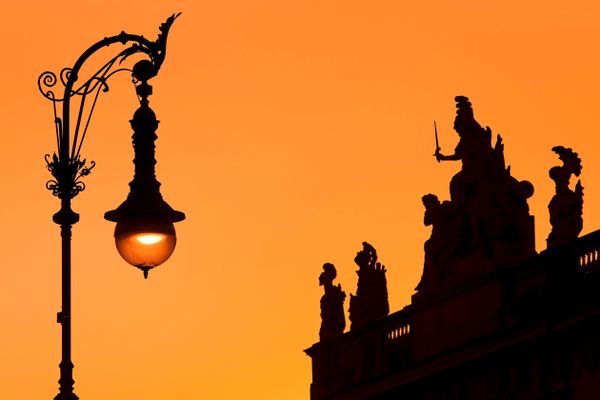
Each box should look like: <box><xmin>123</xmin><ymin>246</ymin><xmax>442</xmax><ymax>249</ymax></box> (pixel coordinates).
<box><xmin>105</xmin><ymin>80</ymin><xmax>185</xmax><ymax>278</ymax></box>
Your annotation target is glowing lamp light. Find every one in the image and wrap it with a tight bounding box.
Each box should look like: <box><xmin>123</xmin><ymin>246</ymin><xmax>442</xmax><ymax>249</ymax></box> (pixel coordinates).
<box><xmin>136</xmin><ymin>234</ymin><xmax>165</xmax><ymax>245</ymax></box>
<box><xmin>112</xmin><ymin>217</ymin><xmax>178</xmax><ymax>278</ymax></box>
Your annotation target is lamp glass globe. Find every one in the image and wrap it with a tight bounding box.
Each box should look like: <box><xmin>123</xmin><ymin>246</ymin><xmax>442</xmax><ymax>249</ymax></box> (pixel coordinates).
<box><xmin>114</xmin><ymin>218</ymin><xmax>177</xmax><ymax>268</ymax></box>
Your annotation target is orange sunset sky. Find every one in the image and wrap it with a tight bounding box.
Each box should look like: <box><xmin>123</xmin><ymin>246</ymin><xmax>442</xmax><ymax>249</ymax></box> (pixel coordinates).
<box><xmin>2</xmin><ymin>1</ymin><xmax>600</xmax><ymax>399</ymax></box>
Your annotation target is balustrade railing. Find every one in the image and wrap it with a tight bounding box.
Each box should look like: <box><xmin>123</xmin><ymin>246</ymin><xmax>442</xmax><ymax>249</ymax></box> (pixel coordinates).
<box><xmin>384</xmin><ymin>311</ymin><xmax>411</xmax><ymax>344</ymax></box>
<box><xmin>574</xmin><ymin>231</ymin><xmax>600</xmax><ymax>274</ymax></box>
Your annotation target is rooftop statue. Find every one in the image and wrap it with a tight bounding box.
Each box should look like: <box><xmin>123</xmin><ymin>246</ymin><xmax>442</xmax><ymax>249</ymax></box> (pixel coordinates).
<box><xmin>416</xmin><ymin>97</ymin><xmax>535</xmax><ymax>296</ymax></box>
<box><xmin>547</xmin><ymin>146</ymin><xmax>584</xmax><ymax>247</ymax></box>
<box><xmin>319</xmin><ymin>263</ymin><xmax>346</xmax><ymax>341</ymax></box>
<box><xmin>415</xmin><ymin>194</ymin><xmax>454</xmax><ymax>291</ymax></box>
<box><xmin>349</xmin><ymin>242</ymin><xmax>389</xmax><ymax>330</ymax></box>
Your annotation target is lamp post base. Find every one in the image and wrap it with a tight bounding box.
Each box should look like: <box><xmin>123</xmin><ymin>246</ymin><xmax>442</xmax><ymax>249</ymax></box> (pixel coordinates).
<box><xmin>54</xmin><ymin>358</ymin><xmax>78</xmax><ymax>400</ymax></box>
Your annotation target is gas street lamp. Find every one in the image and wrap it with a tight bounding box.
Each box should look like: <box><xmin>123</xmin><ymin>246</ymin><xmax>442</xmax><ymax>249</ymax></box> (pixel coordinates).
<box><xmin>38</xmin><ymin>14</ymin><xmax>185</xmax><ymax>399</ymax></box>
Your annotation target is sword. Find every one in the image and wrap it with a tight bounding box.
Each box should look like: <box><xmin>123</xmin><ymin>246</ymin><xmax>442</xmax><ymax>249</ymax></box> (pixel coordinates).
<box><xmin>433</xmin><ymin>120</ymin><xmax>441</xmax><ymax>162</ymax></box>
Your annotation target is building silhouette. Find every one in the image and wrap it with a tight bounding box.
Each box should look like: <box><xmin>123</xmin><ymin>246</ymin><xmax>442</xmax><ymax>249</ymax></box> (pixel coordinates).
<box><xmin>306</xmin><ymin>97</ymin><xmax>598</xmax><ymax>399</ymax></box>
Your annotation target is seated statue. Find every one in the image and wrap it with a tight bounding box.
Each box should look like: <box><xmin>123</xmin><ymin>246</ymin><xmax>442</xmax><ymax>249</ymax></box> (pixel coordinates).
<box><xmin>416</xmin><ymin>194</ymin><xmax>455</xmax><ymax>291</ymax></box>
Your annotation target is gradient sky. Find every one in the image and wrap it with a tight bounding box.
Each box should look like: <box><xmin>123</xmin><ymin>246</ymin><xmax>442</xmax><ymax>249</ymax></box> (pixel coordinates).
<box><xmin>2</xmin><ymin>1</ymin><xmax>600</xmax><ymax>399</ymax></box>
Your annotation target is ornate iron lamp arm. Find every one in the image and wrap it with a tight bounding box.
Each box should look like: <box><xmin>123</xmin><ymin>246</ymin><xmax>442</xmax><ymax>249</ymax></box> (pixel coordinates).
<box><xmin>39</xmin><ymin>12</ymin><xmax>180</xmax><ymax>202</ymax></box>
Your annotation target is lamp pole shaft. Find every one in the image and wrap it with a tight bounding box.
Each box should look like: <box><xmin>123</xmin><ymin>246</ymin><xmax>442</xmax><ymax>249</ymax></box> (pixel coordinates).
<box><xmin>54</xmin><ymin>200</ymin><xmax>79</xmax><ymax>400</ymax></box>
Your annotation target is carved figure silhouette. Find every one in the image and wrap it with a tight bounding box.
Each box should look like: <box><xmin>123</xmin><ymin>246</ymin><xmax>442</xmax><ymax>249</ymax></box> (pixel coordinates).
<box><xmin>547</xmin><ymin>146</ymin><xmax>583</xmax><ymax>247</ymax></box>
<box><xmin>349</xmin><ymin>242</ymin><xmax>389</xmax><ymax>330</ymax></box>
<box><xmin>319</xmin><ymin>263</ymin><xmax>346</xmax><ymax>340</ymax></box>
<box><xmin>416</xmin><ymin>194</ymin><xmax>455</xmax><ymax>290</ymax></box>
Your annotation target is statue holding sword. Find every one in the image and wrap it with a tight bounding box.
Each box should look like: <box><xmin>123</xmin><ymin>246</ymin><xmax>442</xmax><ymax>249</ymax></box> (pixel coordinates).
<box><xmin>416</xmin><ymin>96</ymin><xmax>535</xmax><ymax>297</ymax></box>
<box><xmin>432</xmin><ymin>96</ymin><xmax>497</xmax><ymax>206</ymax></box>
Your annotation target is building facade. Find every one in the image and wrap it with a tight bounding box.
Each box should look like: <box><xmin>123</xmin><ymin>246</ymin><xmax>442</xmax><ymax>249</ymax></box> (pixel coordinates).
<box><xmin>306</xmin><ymin>97</ymin><xmax>598</xmax><ymax>399</ymax></box>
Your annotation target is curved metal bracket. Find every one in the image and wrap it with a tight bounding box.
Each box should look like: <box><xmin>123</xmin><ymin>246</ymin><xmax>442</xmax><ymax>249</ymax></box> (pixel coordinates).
<box><xmin>39</xmin><ymin>13</ymin><xmax>181</xmax><ymax>201</ymax></box>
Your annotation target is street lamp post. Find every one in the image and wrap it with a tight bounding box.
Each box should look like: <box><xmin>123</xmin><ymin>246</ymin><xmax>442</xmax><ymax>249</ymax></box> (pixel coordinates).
<box><xmin>38</xmin><ymin>14</ymin><xmax>185</xmax><ymax>399</ymax></box>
